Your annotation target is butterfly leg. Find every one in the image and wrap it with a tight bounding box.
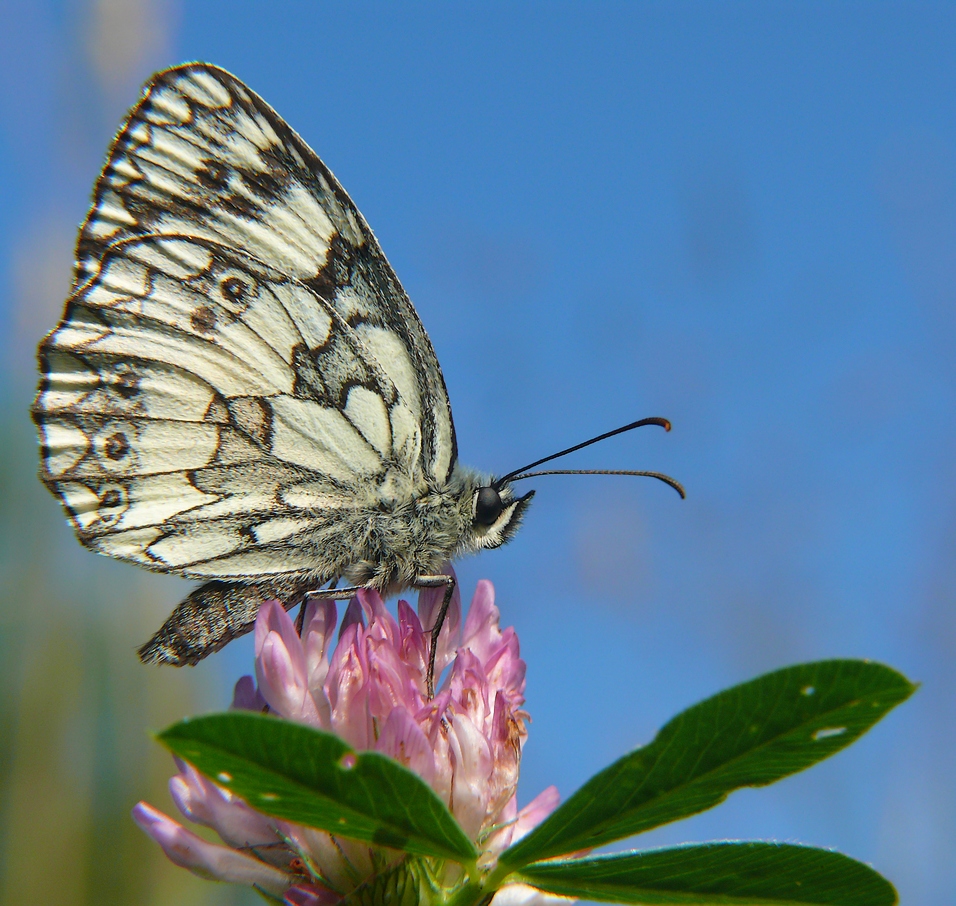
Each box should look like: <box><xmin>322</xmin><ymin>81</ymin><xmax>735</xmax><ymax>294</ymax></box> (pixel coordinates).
<box><xmin>413</xmin><ymin>574</ymin><xmax>457</xmax><ymax>699</ymax></box>
<box><xmin>296</xmin><ymin>584</ymin><xmax>368</xmax><ymax>633</ymax></box>
<box><xmin>304</xmin><ymin>584</ymin><xmax>367</xmax><ymax>599</ymax></box>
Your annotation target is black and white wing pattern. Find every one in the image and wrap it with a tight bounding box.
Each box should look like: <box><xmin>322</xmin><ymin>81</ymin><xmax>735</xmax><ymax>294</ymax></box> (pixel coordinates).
<box><xmin>67</xmin><ymin>62</ymin><xmax>456</xmax><ymax>483</ymax></box>
<box><xmin>38</xmin><ymin>233</ymin><xmax>427</xmax><ymax>576</ymax></box>
<box><xmin>33</xmin><ymin>63</ymin><xmax>476</xmax><ymax>665</ymax></box>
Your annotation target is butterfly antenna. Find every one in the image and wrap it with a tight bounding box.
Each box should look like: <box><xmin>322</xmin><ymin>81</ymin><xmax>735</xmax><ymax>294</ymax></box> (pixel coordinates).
<box><xmin>495</xmin><ymin>417</ymin><xmax>684</xmax><ymax>497</ymax></box>
<box><xmin>508</xmin><ymin>469</ymin><xmax>685</xmax><ymax>498</ymax></box>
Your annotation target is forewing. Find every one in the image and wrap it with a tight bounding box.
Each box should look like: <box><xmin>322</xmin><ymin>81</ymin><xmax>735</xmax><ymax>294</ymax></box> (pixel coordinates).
<box><xmin>34</xmin><ymin>234</ymin><xmax>423</xmax><ymax>580</ymax></box>
<box><xmin>72</xmin><ymin>62</ymin><xmax>456</xmax><ymax>483</ymax></box>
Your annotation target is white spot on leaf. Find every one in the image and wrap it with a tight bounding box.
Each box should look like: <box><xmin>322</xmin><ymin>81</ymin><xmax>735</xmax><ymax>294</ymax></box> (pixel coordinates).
<box><xmin>812</xmin><ymin>726</ymin><xmax>847</xmax><ymax>741</ymax></box>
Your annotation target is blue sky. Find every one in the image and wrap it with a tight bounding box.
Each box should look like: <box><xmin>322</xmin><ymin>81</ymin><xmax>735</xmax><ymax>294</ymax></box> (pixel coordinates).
<box><xmin>2</xmin><ymin>3</ymin><xmax>955</xmax><ymax>904</ymax></box>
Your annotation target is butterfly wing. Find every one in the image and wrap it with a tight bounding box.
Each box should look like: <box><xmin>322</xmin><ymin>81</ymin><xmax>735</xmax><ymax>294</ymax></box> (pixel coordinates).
<box><xmin>38</xmin><ymin>232</ymin><xmax>426</xmax><ymax>576</ymax></box>
<box><xmin>34</xmin><ymin>63</ymin><xmax>458</xmax><ymax>663</ymax></box>
<box><xmin>71</xmin><ymin>62</ymin><xmax>456</xmax><ymax>483</ymax></box>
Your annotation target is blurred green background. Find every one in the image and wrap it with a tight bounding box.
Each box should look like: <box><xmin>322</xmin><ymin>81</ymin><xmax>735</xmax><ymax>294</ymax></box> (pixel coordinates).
<box><xmin>3</xmin><ymin>2</ymin><xmax>956</xmax><ymax>904</ymax></box>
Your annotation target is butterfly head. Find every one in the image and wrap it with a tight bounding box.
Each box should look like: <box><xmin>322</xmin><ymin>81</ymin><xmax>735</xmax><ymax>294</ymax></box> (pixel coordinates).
<box><xmin>458</xmin><ymin>417</ymin><xmax>684</xmax><ymax>557</ymax></box>
<box><xmin>466</xmin><ymin>418</ymin><xmax>684</xmax><ymax>550</ymax></box>
<box><xmin>467</xmin><ymin>480</ymin><xmax>535</xmax><ymax>551</ymax></box>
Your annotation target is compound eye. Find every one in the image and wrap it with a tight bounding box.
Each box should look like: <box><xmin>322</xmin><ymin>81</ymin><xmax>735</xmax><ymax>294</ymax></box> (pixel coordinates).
<box><xmin>474</xmin><ymin>486</ymin><xmax>504</xmax><ymax>526</ymax></box>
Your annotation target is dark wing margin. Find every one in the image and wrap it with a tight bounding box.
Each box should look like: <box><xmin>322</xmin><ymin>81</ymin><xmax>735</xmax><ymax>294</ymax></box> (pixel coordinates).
<box><xmin>70</xmin><ymin>62</ymin><xmax>457</xmax><ymax>483</ymax></box>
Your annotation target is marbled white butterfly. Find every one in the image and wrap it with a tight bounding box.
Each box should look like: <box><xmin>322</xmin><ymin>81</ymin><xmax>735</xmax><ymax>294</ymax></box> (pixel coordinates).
<box><xmin>33</xmin><ymin>63</ymin><xmax>682</xmax><ymax>683</ymax></box>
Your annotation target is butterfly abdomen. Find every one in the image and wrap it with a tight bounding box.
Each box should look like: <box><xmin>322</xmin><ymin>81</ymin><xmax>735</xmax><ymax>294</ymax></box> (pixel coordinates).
<box><xmin>138</xmin><ymin>576</ymin><xmax>315</xmax><ymax>666</ymax></box>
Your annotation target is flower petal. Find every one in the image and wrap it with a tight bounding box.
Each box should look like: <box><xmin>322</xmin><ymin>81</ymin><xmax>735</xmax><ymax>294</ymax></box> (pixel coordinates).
<box><xmin>302</xmin><ymin>599</ymin><xmax>337</xmax><ymax>675</ymax></box>
<box><xmin>446</xmin><ymin>710</ymin><xmax>495</xmax><ymax>839</ymax></box>
<box><xmin>257</xmin><ymin>630</ymin><xmax>321</xmax><ymax>725</ymax></box>
<box><xmin>253</xmin><ymin>601</ymin><xmax>323</xmax><ymax>724</ymax></box>
<box><xmin>302</xmin><ymin>599</ymin><xmax>336</xmax><ymax>725</ymax></box>
<box><xmin>514</xmin><ymin>786</ymin><xmax>560</xmax><ymax>840</ymax></box>
<box><xmin>360</xmin><ymin>587</ymin><xmax>401</xmax><ymax>646</ymax></box>
<box><xmin>484</xmin><ymin>629</ymin><xmax>526</xmax><ymax>704</ymax></box>
<box><xmin>491</xmin><ymin>882</ymin><xmax>576</xmax><ymax>906</ymax></box>
<box><xmin>398</xmin><ymin>598</ymin><xmax>429</xmax><ymax>690</ymax></box>
<box><xmin>376</xmin><ymin>707</ymin><xmax>437</xmax><ymax>786</ymax></box>
<box><xmin>326</xmin><ymin>625</ymin><xmax>372</xmax><ymax>749</ymax></box>
<box><xmin>232</xmin><ymin>674</ymin><xmax>267</xmax><ymax>712</ymax></box>
<box><xmin>254</xmin><ymin>600</ymin><xmax>304</xmax><ymax>675</ymax></box>
<box><xmin>169</xmin><ymin>760</ymin><xmax>281</xmax><ymax>858</ymax></box>
<box><xmin>280</xmin><ymin>824</ymin><xmax>372</xmax><ymax>894</ymax></box>
<box><xmin>132</xmin><ymin>802</ymin><xmax>291</xmax><ymax>895</ymax></box>
<box><xmin>285</xmin><ymin>883</ymin><xmax>341</xmax><ymax>906</ymax></box>
<box><xmin>339</xmin><ymin>596</ymin><xmax>365</xmax><ymax>639</ymax></box>
<box><xmin>461</xmin><ymin>580</ymin><xmax>503</xmax><ymax>664</ymax></box>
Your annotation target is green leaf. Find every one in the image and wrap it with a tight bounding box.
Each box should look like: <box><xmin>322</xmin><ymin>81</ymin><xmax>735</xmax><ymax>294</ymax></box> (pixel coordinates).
<box><xmin>500</xmin><ymin>660</ymin><xmax>914</xmax><ymax>867</ymax></box>
<box><xmin>157</xmin><ymin>711</ymin><xmax>477</xmax><ymax>865</ymax></box>
<box><xmin>515</xmin><ymin>843</ymin><xmax>896</xmax><ymax>905</ymax></box>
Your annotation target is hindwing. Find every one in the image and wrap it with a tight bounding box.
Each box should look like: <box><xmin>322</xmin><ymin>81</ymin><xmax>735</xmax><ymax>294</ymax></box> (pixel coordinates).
<box><xmin>35</xmin><ymin>233</ymin><xmax>426</xmax><ymax>580</ymax></box>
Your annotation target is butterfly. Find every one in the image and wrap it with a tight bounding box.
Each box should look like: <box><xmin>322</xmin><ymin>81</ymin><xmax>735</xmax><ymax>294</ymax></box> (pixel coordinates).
<box><xmin>33</xmin><ymin>63</ymin><xmax>682</xmax><ymax>684</ymax></box>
